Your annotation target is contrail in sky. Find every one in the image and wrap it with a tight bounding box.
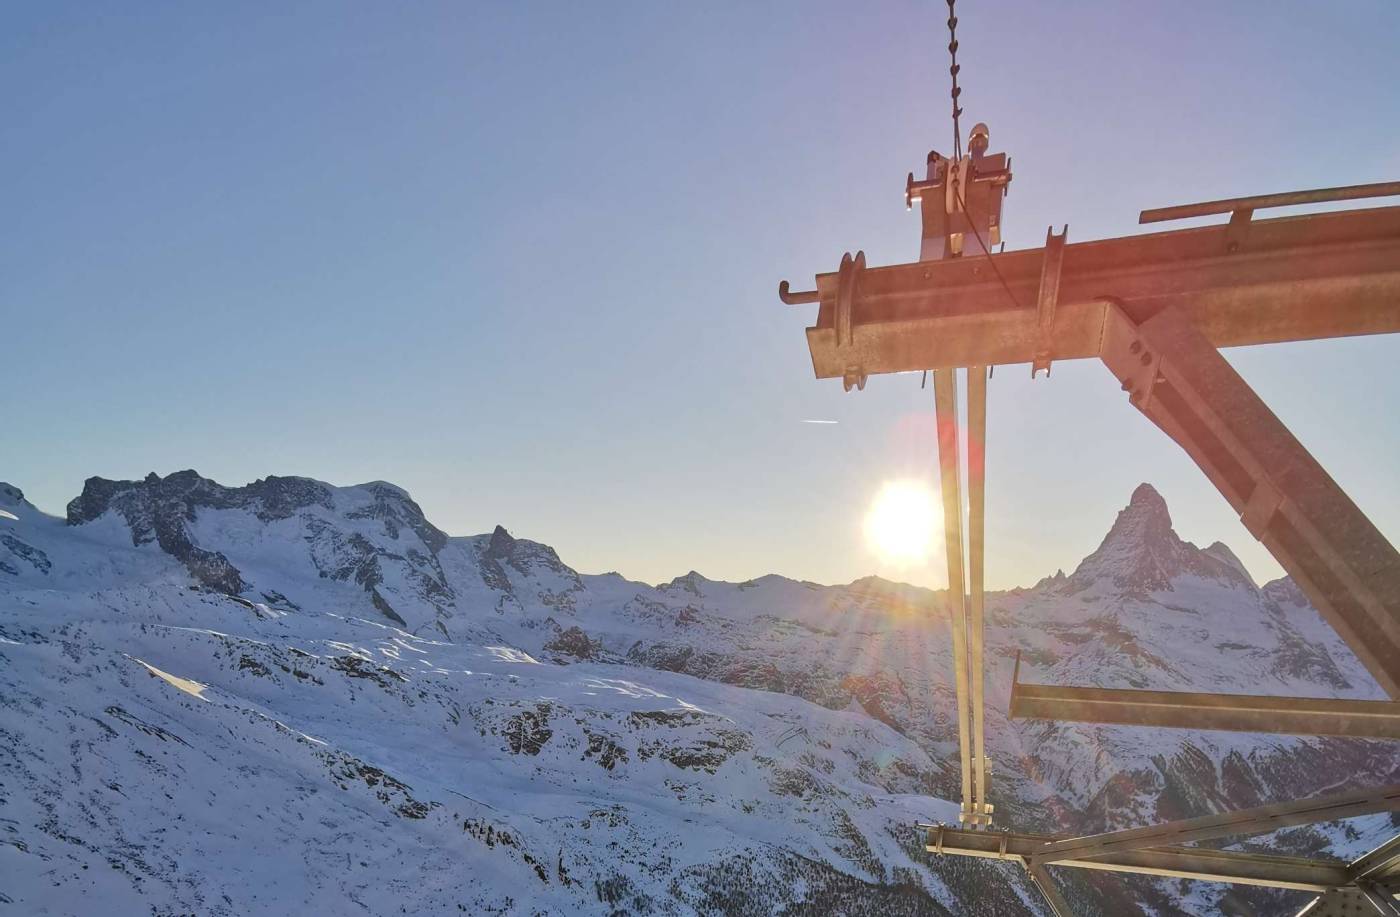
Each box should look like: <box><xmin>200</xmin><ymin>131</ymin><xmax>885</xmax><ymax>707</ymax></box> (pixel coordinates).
<box><xmin>801</xmin><ymin>420</ymin><xmax>839</xmax><ymax>424</ymax></box>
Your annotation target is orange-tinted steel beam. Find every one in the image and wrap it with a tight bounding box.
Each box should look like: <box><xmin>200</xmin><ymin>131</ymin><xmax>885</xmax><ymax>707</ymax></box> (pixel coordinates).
<box><xmin>789</xmin><ymin>205</ymin><xmax>1400</xmax><ymax>378</ymax></box>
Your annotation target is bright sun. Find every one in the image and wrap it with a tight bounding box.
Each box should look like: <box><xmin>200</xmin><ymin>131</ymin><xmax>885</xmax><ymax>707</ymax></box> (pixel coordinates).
<box><xmin>864</xmin><ymin>480</ymin><xmax>939</xmax><ymax>566</ymax></box>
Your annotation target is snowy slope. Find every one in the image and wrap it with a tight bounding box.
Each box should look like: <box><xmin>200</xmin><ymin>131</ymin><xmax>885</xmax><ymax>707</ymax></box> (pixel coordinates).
<box><xmin>2</xmin><ymin>474</ymin><xmax>1396</xmax><ymax>915</ymax></box>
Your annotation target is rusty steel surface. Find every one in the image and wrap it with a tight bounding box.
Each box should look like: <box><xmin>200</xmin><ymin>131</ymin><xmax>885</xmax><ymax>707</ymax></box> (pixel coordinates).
<box><xmin>1140</xmin><ymin>179</ymin><xmax>1400</xmax><ymax>224</ymax></box>
<box><xmin>1033</xmin><ymin>784</ymin><xmax>1400</xmax><ymax>866</ymax></box>
<box><xmin>1101</xmin><ymin>303</ymin><xmax>1400</xmax><ymax>697</ymax></box>
<box><xmin>922</xmin><ymin>824</ymin><xmax>1350</xmax><ymax>891</ymax></box>
<box><xmin>786</xmin><ymin>204</ymin><xmax>1400</xmax><ymax>379</ymax></box>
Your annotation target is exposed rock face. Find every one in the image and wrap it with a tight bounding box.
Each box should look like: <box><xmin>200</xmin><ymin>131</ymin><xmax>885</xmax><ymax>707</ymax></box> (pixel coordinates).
<box><xmin>0</xmin><ymin>482</ymin><xmax>27</xmax><ymax>507</ymax></box>
<box><xmin>66</xmin><ymin>471</ymin><xmax>249</xmax><ymax>594</ymax></box>
<box><xmin>63</xmin><ymin>470</ymin><xmax>452</xmax><ymax>626</ymax></box>
<box><xmin>544</xmin><ymin>625</ymin><xmax>598</xmax><ymax>661</ymax></box>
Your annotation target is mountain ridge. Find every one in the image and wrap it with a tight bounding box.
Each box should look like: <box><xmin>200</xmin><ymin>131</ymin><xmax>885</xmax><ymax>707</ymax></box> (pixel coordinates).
<box><xmin>2</xmin><ymin>469</ymin><xmax>1395</xmax><ymax>915</ymax></box>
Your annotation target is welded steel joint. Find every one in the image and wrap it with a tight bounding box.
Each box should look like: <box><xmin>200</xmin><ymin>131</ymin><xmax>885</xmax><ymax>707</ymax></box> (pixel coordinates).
<box><xmin>1099</xmin><ymin>301</ymin><xmax>1165</xmax><ymax>408</ymax></box>
<box><xmin>906</xmin><ymin>124</ymin><xmax>1011</xmax><ymax>261</ymax></box>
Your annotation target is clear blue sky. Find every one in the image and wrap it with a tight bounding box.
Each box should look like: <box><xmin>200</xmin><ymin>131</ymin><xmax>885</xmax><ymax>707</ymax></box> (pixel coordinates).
<box><xmin>4</xmin><ymin>1</ymin><xmax>1398</xmax><ymax>589</ymax></box>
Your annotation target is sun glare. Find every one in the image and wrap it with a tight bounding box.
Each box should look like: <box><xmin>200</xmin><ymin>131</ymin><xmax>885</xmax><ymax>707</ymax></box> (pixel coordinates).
<box><xmin>864</xmin><ymin>480</ymin><xmax>938</xmax><ymax>566</ymax></box>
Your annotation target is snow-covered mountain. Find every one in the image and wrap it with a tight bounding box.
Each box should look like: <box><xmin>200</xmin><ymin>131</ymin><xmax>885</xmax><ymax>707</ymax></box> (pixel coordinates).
<box><xmin>2</xmin><ymin>472</ymin><xmax>1396</xmax><ymax>915</ymax></box>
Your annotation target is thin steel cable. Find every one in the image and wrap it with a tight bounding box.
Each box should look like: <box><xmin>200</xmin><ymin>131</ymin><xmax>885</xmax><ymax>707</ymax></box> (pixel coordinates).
<box><xmin>946</xmin><ymin>0</ymin><xmax>963</xmax><ymax>160</ymax></box>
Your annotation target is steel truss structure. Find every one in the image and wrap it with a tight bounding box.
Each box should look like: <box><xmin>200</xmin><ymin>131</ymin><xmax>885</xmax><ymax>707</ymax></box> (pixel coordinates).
<box><xmin>778</xmin><ymin>126</ymin><xmax>1400</xmax><ymax>913</ymax></box>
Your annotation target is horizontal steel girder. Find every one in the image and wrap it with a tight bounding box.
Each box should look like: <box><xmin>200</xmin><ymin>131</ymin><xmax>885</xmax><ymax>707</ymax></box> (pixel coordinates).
<box><xmin>924</xmin><ymin>825</ymin><xmax>1350</xmax><ymax>891</ymax></box>
<box><xmin>1033</xmin><ymin>784</ymin><xmax>1400</xmax><ymax>866</ymax></box>
<box><xmin>1008</xmin><ymin>678</ymin><xmax>1400</xmax><ymax>739</ymax></box>
<box><xmin>794</xmin><ymin>204</ymin><xmax>1400</xmax><ymax>378</ymax></box>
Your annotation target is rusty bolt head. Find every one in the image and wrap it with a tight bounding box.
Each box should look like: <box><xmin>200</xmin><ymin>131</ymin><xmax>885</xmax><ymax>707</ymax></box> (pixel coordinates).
<box><xmin>1129</xmin><ymin>341</ymin><xmax>1143</xmax><ymax>355</ymax></box>
<box><xmin>1140</xmin><ymin>351</ymin><xmax>1153</xmax><ymax>366</ymax></box>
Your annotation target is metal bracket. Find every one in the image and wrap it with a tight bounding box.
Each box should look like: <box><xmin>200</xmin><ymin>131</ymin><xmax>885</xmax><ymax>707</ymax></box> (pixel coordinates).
<box><xmin>1032</xmin><ymin>225</ymin><xmax>1068</xmax><ymax>377</ymax></box>
<box><xmin>1225</xmin><ymin>207</ymin><xmax>1254</xmax><ymax>253</ymax></box>
<box><xmin>835</xmin><ymin>251</ymin><xmax>864</xmax><ymax>348</ymax></box>
<box><xmin>836</xmin><ymin>251</ymin><xmax>867</xmax><ymax>391</ymax></box>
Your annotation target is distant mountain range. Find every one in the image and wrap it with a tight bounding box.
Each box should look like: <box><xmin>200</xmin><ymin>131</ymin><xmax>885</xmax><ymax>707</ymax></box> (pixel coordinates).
<box><xmin>2</xmin><ymin>472</ymin><xmax>1395</xmax><ymax>915</ymax></box>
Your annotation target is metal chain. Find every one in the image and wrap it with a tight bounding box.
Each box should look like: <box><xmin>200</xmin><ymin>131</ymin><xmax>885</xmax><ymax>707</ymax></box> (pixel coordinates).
<box><xmin>946</xmin><ymin>0</ymin><xmax>963</xmax><ymax>160</ymax></box>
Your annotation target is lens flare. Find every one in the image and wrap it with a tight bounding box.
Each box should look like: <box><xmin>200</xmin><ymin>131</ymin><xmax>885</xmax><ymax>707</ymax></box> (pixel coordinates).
<box><xmin>864</xmin><ymin>480</ymin><xmax>938</xmax><ymax>566</ymax></box>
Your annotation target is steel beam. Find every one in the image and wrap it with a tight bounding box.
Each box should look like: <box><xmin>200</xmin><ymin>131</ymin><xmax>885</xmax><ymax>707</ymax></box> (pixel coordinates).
<box><xmin>1099</xmin><ymin>302</ymin><xmax>1400</xmax><ymax>697</ymax></box>
<box><xmin>924</xmin><ymin>825</ymin><xmax>1350</xmax><ymax>891</ymax></box>
<box><xmin>1140</xmin><ymin>180</ymin><xmax>1400</xmax><ymax>224</ymax></box>
<box><xmin>967</xmin><ymin>365</ymin><xmax>989</xmax><ymax>822</ymax></box>
<box><xmin>1360</xmin><ymin>885</ymin><xmax>1400</xmax><ymax>916</ymax></box>
<box><xmin>788</xmin><ymin>204</ymin><xmax>1400</xmax><ymax>379</ymax></box>
<box><xmin>933</xmin><ymin>369</ymin><xmax>974</xmax><ymax>821</ymax></box>
<box><xmin>1009</xmin><ymin>676</ymin><xmax>1400</xmax><ymax>739</ymax></box>
<box><xmin>1033</xmin><ymin>784</ymin><xmax>1400</xmax><ymax>866</ymax></box>
<box><xmin>1295</xmin><ymin>887</ymin><xmax>1399</xmax><ymax>917</ymax></box>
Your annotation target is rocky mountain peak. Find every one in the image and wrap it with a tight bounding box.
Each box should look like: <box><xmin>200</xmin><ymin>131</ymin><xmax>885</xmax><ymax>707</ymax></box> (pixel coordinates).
<box><xmin>487</xmin><ymin>525</ymin><xmax>517</xmax><ymax>558</ymax></box>
<box><xmin>665</xmin><ymin>571</ymin><xmax>708</xmax><ymax>597</ymax></box>
<box><xmin>1104</xmin><ymin>482</ymin><xmax>1173</xmax><ymax>545</ymax></box>
<box><xmin>1066</xmin><ymin>483</ymin><xmax>1253</xmax><ymax>596</ymax></box>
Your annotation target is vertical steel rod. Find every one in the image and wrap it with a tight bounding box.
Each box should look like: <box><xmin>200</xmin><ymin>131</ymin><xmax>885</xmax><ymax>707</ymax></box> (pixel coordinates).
<box><xmin>967</xmin><ymin>365</ymin><xmax>988</xmax><ymax>820</ymax></box>
<box><xmin>933</xmin><ymin>368</ymin><xmax>974</xmax><ymax>819</ymax></box>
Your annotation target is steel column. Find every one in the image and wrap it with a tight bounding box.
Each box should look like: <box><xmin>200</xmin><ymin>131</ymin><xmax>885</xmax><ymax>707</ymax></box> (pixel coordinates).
<box><xmin>933</xmin><ymin>368</ymin><xmax>974</xmax><ymax>820</ymax></box>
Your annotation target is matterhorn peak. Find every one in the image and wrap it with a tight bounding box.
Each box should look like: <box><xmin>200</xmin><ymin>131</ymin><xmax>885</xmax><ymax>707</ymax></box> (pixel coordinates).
<box><xmin>1065</xmin><ymin>484</ymin><xmax>1251</xmax><ymax>596</ymax></box>
<box><xmin>1102</xmin><ymin>483</ymin><xmax>1174</xmax><ymax>546</ymax></box>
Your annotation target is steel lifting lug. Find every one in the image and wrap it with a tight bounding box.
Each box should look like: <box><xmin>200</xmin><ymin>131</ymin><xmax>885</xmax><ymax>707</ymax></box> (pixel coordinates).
<box><xmin>835</xmin><ymin>250</ymin><xmax>866</xmax><ymax>349</ymax></box>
